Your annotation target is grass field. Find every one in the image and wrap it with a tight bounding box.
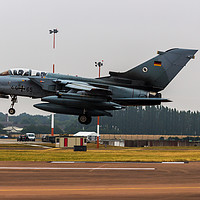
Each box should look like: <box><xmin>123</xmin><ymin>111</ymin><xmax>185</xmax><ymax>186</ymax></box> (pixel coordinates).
<box><xmin>0</xmin><ymin>143</ymin><xmax>200</xmax><ymax>162</ymax></box>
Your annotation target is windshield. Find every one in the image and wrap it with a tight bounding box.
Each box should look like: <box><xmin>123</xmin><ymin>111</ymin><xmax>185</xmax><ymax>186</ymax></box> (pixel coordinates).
<box><xmin>27</xmin><ymin>134</ymin><xmax>35</xmax><ymax>137</ymax></box>
<box><xmin>0</xmin><ymin>68</ymin><xmax>47</xmax><ymax>76</ymax></box>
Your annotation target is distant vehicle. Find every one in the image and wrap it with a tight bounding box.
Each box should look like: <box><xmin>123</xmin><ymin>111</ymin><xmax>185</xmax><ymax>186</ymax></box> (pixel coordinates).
<box><xmin>42</xmin><ymin>135</ymin><xmax>55</xmax><ymax>143</ymax></box>
<box><xmin>25</xmin><ymin>133</ymin><xmax>35</xmax><ymax>141</ymax></box>
<box><xmin>74</xmin><ymin>132</ymin><xmax>97</xmax><ymax>143</ymax></box>
<box><xmin>17</xmin><ymin>134</ymin><xmax>28</xmax><ymax>142</ymax></box>
<box><xmin>42</xmin><ymin>135</ymin><xmax>48</xmax><ymax>142</ymax></box>
<box><xmin>17</xmin><ymin>133</ymin><xmax>35</xmax><ymax>142</ymax></box>
<box><xmin>0</xmin><ymin>135</ymin><xmax>8</xmax><ymax>139</ymax></box>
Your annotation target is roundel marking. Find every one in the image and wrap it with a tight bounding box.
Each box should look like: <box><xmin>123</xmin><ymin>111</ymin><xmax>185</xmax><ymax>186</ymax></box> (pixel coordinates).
<box><xmin>142</xmin><ymin>67</ymin><xmax>148</xmax><ymax>73</ymax></box>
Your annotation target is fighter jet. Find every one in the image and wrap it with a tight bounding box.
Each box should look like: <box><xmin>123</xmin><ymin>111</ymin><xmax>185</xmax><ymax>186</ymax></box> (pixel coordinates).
<box><xmin>0</xmin><ymin>48</ymin><xmax>197</xmax><ymax>124</ymax></box>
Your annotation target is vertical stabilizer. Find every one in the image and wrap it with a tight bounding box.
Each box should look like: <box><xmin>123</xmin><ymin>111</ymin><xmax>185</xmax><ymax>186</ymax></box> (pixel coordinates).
<box><xmin>109</xmin><ymin>48</ymin><xmax>198</xmax><ymax>91</ymax></box>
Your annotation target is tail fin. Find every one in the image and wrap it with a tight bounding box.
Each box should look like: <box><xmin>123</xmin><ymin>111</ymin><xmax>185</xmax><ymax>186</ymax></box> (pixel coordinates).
<box><xmin>109</xmin><ymin>48</ymin><xmax>198</xmax><ymax>91</ymax></box>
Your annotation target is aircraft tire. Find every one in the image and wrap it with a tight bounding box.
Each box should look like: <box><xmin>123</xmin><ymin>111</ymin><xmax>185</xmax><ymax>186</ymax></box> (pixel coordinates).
<box><xmin>78</xmin><ymin>114</ymin><xmax>91</xmax><ymax>125</ymax></box>
<box><xmin>8</xmin><ymin>108</ymin><xmax>15</xmax><ymax>115</ymax></box>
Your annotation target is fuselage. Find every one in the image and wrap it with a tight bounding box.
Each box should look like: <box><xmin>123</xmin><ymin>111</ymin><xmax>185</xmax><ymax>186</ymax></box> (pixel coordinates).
<box><xmin>0</xmin><ymin>69</ymin><xmax>153</xmax><ymax>101</ymax></box>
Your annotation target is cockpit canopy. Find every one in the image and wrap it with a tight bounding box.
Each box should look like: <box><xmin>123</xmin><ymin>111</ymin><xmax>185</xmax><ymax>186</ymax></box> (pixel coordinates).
<box><xmin>0</xmin><ymin>68</ymin><xmax>47</xmax><ymax>76</ymax></box>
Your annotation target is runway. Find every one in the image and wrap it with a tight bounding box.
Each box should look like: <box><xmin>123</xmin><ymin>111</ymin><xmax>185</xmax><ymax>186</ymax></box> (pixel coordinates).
<box><xmin>0</xmin><ymin>167</ymin><xmax>155</xmax><ymax>170</ymax></box>
<box><xmin>0</xmin><ymin>161</ymin><xmax>200</xmax><ymax>199</ymax></box>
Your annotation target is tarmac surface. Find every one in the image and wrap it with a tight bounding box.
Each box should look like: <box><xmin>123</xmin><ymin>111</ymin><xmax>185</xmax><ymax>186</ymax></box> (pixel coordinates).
<box><xmin>0</xmin><ymin>139</ymin><xmax>18</xmax><ymax>144</ymax></box>
<box><xmin>0</xmin><ymin>161</ymin><xmax>200</xmax><ymax>199</ymax></box>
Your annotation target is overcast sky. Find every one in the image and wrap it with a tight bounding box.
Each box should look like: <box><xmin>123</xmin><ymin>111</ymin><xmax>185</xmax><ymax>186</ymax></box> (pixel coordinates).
<box><xmin>0</xmin><ymin>0</ymin><xmax>199</xmax><ymax>115</ymax></box>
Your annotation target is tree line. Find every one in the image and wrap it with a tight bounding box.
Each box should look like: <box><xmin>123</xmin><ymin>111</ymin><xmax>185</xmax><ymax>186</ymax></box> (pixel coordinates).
<box><xmin>97</xmin><ymin>106</ymin><xmax>200</xmax><ymax>135</ymax></box>
<box><xmin>0</xmin><ymin>106</ymin><xmax>200</xmax><ymax>135</ymax></box>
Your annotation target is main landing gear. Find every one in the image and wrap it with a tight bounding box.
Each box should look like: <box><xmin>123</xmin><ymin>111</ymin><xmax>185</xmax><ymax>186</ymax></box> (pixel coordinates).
<box><xmin>8</xmin><ymin>95</ymin><xmax>17</xmax><ymax>115</ymax></box>
<box><xmin>78</xmin><ymin>114</ymin><xmax>92</xmax><ymax>125</ymax></box>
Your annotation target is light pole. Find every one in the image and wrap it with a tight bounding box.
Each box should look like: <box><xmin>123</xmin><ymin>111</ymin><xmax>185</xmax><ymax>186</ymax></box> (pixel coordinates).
<box><xmin>95</xmin><ymin>60</ymin><xmax>103</xmax><ymax>148</ymax></box>
<box><xmin>49</xmin><ymin>28</ymin><xmax>58</xmax><ymax>136</ymax></box>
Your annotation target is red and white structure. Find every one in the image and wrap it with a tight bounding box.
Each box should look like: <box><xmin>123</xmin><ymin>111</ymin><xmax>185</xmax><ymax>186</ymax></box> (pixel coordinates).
<box><xmin>95</xmin><ymin>61</ymin><xmax>103</xmax><ymax>148</ymax></box>
<box><xmin>49</xmin><ymin>28</ymin><xmax>58</xmax><ymax>136</ymax></box>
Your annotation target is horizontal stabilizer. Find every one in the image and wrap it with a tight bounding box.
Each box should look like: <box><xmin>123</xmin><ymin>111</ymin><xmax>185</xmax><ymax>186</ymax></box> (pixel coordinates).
<box><xmin>109</xmin><ymin>71</ymin><xmax>121</xmax><ymax>77</ymax></box>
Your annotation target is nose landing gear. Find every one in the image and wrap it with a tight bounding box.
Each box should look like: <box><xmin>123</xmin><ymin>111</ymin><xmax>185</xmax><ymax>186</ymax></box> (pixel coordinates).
<box><xmin>8</xmin><ymin>95</ymin><xmax>17</xmax><ymax>115</ymax></box>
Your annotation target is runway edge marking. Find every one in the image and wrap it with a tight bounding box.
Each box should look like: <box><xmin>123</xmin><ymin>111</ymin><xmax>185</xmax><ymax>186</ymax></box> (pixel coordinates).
<box><xmin>50</xmin><ymin>161</ymin><xmax>188</xmax><ymax>164</ymax></box>
<box><xmin>0</xmin><ymin>167</ymin><xmax>155</xmax><ymax>170</ymax></box>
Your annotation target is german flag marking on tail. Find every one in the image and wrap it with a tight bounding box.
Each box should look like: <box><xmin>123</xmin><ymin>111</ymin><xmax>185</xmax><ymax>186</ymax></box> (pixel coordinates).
<box><xmin>154</xmin><ymin>61</ymin><xmax>162</xmax><ymax>67</ymax></box>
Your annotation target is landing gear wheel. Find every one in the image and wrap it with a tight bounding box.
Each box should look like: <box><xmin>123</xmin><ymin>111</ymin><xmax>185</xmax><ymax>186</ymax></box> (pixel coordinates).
<box><xmin>9</xmin><ymin>95</ymin><xmax>17</xmax><ymax>115</ymax></box>
<box><xmin>8</xmin><ymin>108</ymin><xmax>15</xmax><ymax>115</ymax></box>
<box><xmin>78</xmin><ymin>115</ymin><xmax>87</xmax><ymax>124</ymax></box>
<box><xmin>78</xmin><ymin>115</ymin><xmax>92</xmax><ymax>125</ymax></box>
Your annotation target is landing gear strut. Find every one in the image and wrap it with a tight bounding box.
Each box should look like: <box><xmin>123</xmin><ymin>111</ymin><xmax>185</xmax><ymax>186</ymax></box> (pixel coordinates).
<box><xmin>8</xmin><ymin>95</ymin><xmax>17</xmax><ymax>115</ymax></box>
<box><xmin>78</xmin><ymin>114</ymin><xmax>92</xmax><ymax>125</ymax></box>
